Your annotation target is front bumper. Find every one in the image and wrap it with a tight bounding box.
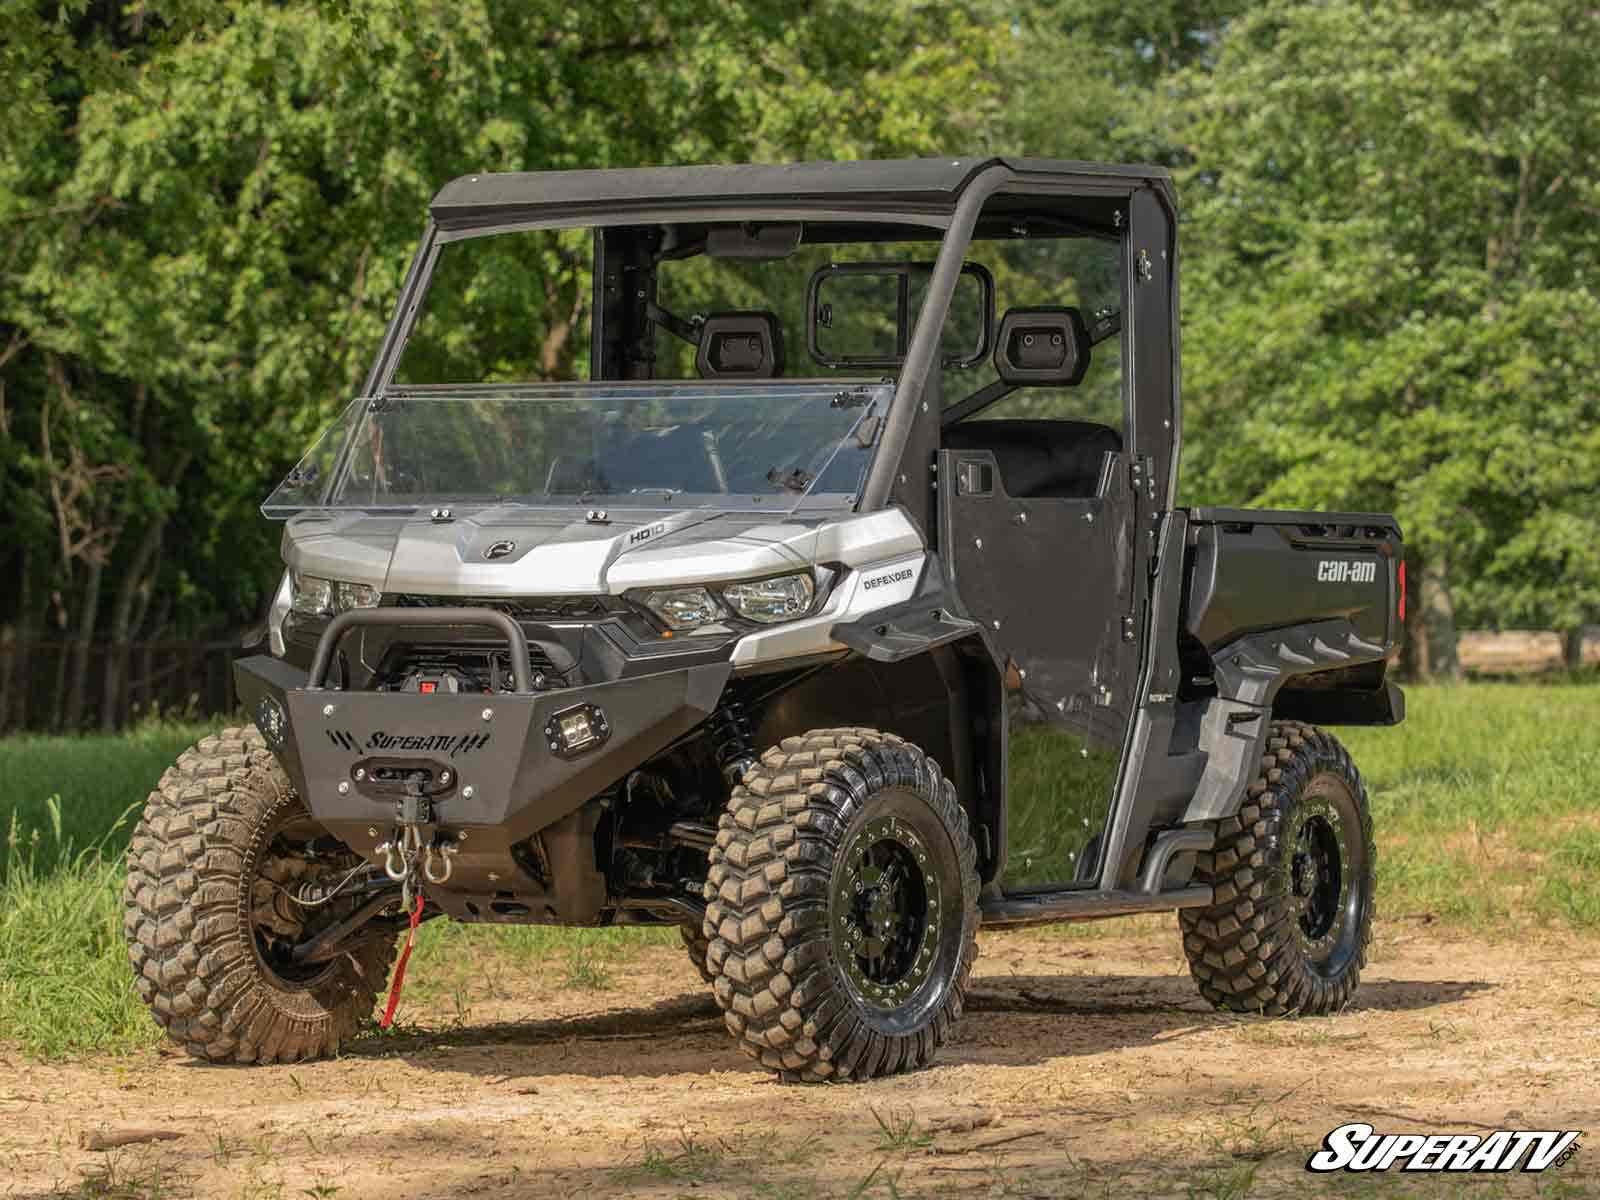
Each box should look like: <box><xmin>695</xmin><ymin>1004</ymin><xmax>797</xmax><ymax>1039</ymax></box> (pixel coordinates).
<box><xmin>234</xmin><ymin>653</ymin><xmax>730</xmax><ymax>905</ymax></box>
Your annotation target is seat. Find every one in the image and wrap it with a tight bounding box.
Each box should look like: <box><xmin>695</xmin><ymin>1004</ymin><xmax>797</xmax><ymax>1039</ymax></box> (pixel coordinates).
<box><xmin>941</xmin><ymin>418</ymin><xmax>1120</xmax><ymax>499</ymax></box>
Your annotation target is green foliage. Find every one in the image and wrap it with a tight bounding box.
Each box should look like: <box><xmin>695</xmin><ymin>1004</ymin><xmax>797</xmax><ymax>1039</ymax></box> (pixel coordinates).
<box><xmin>1177</xmin><ymin>0</ymin><xmax>1600</xmax><ymax>630</ymax></box>
<box><xmin>0</xmin><ymin>0</ymin><xmax>1022</xmax><ymax>717</ymax></box>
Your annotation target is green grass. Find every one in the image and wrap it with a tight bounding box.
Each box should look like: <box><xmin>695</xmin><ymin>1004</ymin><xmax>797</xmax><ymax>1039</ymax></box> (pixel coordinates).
<box><xmin>1003</xmin><ymin>721</ymin><xmax>1120</xmax><ymax>890</ymax></box>
<box><xmin>0</xmin><ymin>721</ymin><xmax>214</xmax><ymax>881</ymax></box>
<box><xmin>1341</xmin><ymin>682</ymin><xmax>1600</xmax><ymax>929</ymax></box>
<box><xmin>0</xmin><ymin>682</ymin><xmax>1596</xmax><ymax>1060</ymax></box>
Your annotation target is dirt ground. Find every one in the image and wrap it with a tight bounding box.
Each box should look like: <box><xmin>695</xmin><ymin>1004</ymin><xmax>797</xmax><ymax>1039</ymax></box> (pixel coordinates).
<box><xmin>3</xmin><ymin>921</ymin><xmax>1597</xmax><ymax>1199</ymax></box>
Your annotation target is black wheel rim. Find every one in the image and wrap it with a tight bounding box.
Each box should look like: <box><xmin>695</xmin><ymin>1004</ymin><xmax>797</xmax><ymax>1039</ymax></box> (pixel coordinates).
<box><xmin>831</xmin><ymin>814</ymin><xmax>944</xmax><ymax>1012</ymax></box>
<box><xmin>1285</xmin><ymin>784</ymin><xmax>1362</xmax><ymax>971</ymax></box>
<box><xmin>248</xmin><ymin>811</ymin><xmax>361</xmax><ymax>989</ymax></box>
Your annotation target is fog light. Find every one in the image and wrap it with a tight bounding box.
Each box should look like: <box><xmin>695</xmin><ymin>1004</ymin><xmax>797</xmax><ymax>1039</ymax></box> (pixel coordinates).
<box><xmin>544</xmin><ymin>704</ymin><xmax>610</xmax><ymax>758</ymax></box>
<box><xmin>255</xmin><ymin>697</ymin><xmax>287</xmax><ymax>751</ymax></box>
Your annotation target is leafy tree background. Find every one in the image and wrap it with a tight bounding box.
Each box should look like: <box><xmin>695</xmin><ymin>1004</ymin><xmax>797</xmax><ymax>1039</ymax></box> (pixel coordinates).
<box><xmin>1</xmin><ymin>0</ymin><xmax>1594</xmax><ymax>728</ymax></box>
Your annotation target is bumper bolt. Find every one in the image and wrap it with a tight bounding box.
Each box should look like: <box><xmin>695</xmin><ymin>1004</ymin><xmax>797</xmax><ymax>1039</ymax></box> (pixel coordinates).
<box><xmin>337</xmin><ymin>781</ymin><xmax>350</xmax><ymax>795</ymax></box>
<box><xmin>481</xmin><ymin>707</ymin><xmax>494</xmax><ymax>721</ymax></box>
<box><xmin>367</xmin><ymin>827</ymin><xmax>379</xmax><ymax>838</ymax></box>
<box><xmin>462</xmin><ymin>785</ymin><xmax>475</xmax><ymax>800</ymax></box>
<box><xmin>322</xmin><ymin>704</ymin><xmax>335</xmax><ymax>717</ymax></box>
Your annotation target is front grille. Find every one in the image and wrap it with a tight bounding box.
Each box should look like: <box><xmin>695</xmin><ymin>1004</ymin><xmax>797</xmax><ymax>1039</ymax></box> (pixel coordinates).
<box><xmin>384</xmin><ymin>594</ymin><xmax>621</xmax><ymax>621</ymax></box>
<box><xmin>375</xmin><ymin>643</ymin><xmax>566</xmax><ymax>693</ymax></box>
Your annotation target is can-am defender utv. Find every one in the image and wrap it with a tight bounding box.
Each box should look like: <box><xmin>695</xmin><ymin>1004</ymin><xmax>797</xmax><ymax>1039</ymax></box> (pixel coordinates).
<box><xmin>125</xmin><ymin>158</ymin><xmax>1405</xmax><ymax>1081</ymax></box>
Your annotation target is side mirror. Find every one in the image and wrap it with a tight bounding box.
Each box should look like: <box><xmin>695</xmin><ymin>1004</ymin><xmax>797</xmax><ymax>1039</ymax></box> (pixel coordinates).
<box><xmin>993</xmin><ymin>306</ymin><xmax>1091</xmax><ymax>386</ymax></box>
<box><xmin>806</xmin><ymin>261</ymin><xmax>995</xmax><ymax>370</ymax></box>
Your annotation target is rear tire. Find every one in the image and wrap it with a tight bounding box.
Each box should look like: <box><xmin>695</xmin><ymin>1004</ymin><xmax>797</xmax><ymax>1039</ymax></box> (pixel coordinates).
<box><xmin>1179</xmin><ymin>721</ymin><xmax>1375</xmax><ymax>1016</ymax></box>
<box><xmin>703</xmin><ymin>728</ymin><xmax>979</xmax><ymax>1082</ymax></box>
<box><xmin>123</xmin><ymin>727</ymin><xmax>397</xmax><ymax>1063</ymax></box>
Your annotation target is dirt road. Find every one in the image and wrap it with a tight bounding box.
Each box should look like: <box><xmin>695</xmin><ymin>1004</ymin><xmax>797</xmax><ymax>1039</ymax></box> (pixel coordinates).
<box><xmin>4</xmin><ymin>921</ymin><xmax>1597</xmax><ymax>1198</ymax></box>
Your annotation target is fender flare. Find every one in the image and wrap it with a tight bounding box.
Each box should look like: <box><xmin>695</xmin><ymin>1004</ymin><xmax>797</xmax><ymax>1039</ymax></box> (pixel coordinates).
<box><xmin>1182</xmin><ymin>618</ymin><xmax>1398</xmax><ymax>823</ymax></box>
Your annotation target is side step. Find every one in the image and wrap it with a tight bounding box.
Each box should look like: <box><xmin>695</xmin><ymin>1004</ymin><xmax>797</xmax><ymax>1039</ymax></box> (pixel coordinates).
<box><xmin>980</xmin><ymin>884</ymin><xmax>1212</xmax><ymax>927</ymax></box>
<box><xmin>979</xmin><ymin>827</ymin><xmax>1216</xmax><ymax>928</ymax></box>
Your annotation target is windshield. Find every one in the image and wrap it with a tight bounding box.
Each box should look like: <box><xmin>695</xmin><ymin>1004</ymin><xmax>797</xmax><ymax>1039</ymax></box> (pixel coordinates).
<box><xmin>263</xmin><ymin>381</ymin><xmax>888</xmax><ymax>518</ymax></box>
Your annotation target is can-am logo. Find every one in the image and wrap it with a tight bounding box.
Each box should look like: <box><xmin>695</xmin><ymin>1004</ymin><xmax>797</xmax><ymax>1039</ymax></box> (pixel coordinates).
<box><xmin>1317</xmin><ymin>559</ymin><xmax>1377</xmax><ymax>584</ymax></box>
<box><xmin>1307</xmin><ymin>1124</ymin><xmax>1580</xmax><ymax>1174</ymax></box>
<box><xmin>367</xmin><ymin>731</ymin><xmax>490</xmax><ymax>758</ymax></box>
<box><xmin>863</xmin><ymin>567</ymin><xmax>915</xmax><ymax>591</ymax></box>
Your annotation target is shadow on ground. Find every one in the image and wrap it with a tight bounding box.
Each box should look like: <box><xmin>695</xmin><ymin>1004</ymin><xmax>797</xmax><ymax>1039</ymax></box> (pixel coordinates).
<box><xmin>325</xmin><ymin>971</ymin><xmax>1493</xmax><ymax>1081</ymax></box>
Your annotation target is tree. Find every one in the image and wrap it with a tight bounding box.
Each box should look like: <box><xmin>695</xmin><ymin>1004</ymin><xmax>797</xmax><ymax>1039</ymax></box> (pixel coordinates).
<box><xmin>0</xmin><ymin>0</ymin><xmax>1020</xmax><ymax>727</ymax></box>
<box><xmin>1175</xmin><ymin>0</ymin><xmax>1600</xmax><ymax>678</ymax></box>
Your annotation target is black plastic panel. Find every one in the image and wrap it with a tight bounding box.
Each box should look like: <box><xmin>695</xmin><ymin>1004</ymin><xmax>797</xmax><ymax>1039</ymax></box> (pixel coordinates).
<box><xmin>938</xmin><ymin>446</ymin><xmax>1137</xmax><ymax>891</ymax></box>
<box><xmin>1184</xmin><ymin>519</ymin><xmax>1401</xmax><ymax>652</ymax></box>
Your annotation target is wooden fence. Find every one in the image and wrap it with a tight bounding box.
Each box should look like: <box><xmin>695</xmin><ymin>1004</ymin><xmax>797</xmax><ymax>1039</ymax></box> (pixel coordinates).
<box><xmin>0</xmin><ymin>639</ymin><xmax>247</xmax><ymax>733</ymax></box>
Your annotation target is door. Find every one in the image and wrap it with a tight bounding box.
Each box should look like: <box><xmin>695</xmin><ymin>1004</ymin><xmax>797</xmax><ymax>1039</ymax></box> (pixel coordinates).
<box><xmin>938</xmin><ymin>438</ymin><xmax>1139</xmax><ymax>891</ymax></box>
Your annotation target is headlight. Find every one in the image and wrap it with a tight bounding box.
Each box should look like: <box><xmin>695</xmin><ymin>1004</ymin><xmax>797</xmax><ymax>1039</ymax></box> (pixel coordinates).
<box><xmin>290</xmin><ymin>573</ymin><xmax>380</xmax><ymax>619</ymax></box>
<box><xmin>643</xmin><ymin>586</ymin><xmax>721</xmax><ymax>630</ymax></box>
<box><xmin>336</xmin><ymin>581</ymin><xmax>380</xmax><ymax>610</ymax></box>
<box><xmin>723</xmin><ymin>573</ymin><xmax>815</xmax><ymax>624</ymax></box>
<box><xmin>291</xmin><ymin>573</ymin><xmax>334</xmax><ymax>617</ymax></box>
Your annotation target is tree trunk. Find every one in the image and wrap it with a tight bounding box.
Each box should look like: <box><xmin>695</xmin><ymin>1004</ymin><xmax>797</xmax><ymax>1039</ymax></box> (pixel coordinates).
<box><xmin>1419</xmin><ymin>556</ymin><xmax>1462</xmax><ymax>681</ymax></box>
<box><xmin>0</xmin><ymin>547</ymin><xmax>24</xmax><ymax>731</ymax></box>
<box><xmin>1561</xmin><ymin>626</ymin><xmax>1590</xmax><ymax>671</ymax></box>
<box><xmin>100</xmin><ymin>518</ymin><xmax>166</xmax><ymax>731</ymax></box>
<box><xmin>1402</xmin><ymin>551</ymin><xmax>1462</xmax><ymax>681</ymax></box>
<box><xmin>63</xmin><ymin>554</ymin><xmax>105</xmax><ymax>730</ymax></box>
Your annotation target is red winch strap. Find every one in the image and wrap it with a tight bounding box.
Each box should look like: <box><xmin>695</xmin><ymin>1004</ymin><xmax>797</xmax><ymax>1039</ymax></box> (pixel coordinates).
<box><xmin>379</xmin><ymin>894</ymin><xmax>426</xmax><ymax>1030</ymax></box>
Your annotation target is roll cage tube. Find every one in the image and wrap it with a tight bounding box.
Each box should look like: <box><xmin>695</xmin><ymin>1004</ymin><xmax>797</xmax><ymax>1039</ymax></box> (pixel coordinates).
<box><xmin>858</xmin><ymin>162</ymin><xmax>1012</xmax><ymax>511</ymax></box>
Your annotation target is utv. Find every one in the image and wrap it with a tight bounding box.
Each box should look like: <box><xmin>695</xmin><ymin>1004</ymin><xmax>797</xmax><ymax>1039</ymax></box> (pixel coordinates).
<box><xmin>125</xmin><ymin>158</ymin><xmax>1404</xmax><ymax>1082</ymax></box>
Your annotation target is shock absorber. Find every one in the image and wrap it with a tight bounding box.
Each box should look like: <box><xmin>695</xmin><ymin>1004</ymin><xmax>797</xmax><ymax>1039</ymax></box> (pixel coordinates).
<box><xmin>709</xmin><ymin>700</ymin><xmax>757</xmax><ymax>786</ymax></box>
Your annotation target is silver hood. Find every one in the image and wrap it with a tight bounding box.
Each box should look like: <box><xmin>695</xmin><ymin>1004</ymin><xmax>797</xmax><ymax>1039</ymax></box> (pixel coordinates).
<box><xmin>282</xmin><ymin>506</ymin><xmax>924</xmax><ymax>597</ymax></box>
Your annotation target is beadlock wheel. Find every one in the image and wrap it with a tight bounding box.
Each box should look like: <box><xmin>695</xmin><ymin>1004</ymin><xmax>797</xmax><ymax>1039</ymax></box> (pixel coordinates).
<box><xmin>1179</xmin><ymin>721</ymin><xmax>1375</xmax><ymax>1016</ymax></box>
<box><xmin>123</xmin><ymin>727</ymin><xmax>398</xmax><ymax>1063</ymax></box>
<box><xmin>702</xmin><ymin>728</ymin><xmax>979</xmax><ymax>1082</ymax></box>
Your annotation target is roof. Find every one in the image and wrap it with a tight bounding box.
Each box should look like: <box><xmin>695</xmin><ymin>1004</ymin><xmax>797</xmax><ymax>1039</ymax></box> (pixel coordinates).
<box><xmin>428</xmin><ymin>156</ymin><xmax>1173</xmax><ymax>230</ymax></box>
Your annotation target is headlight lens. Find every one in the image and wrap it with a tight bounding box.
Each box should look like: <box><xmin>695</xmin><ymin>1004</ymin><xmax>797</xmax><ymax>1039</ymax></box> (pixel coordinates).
<box><xmin>337</xmin><ymin>581</ymin><xmax>381</xmax><ymax>610</ymax></box>
<box><xmin>644</xmin><ymin>586</ymin><xmax>721</xmax><ymax>630</ymax></box>
<box><xmin>723</xmin><ymin>573</ymin><xmax>815</xmax><ymax>624</ymax></box>
<box><xmin>291</xmin><ymin>574</ymin><xmax>334</xmax><ymax>617</ymax></box>
<box><xmin>291</xmin><ymin>574</ymin><xmax>380</xmax><ymax>619</ymax></box>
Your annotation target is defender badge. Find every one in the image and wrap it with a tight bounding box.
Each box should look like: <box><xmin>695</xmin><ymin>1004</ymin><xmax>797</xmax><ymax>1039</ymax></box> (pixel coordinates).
<box><xmin>484</xmin><ymin>540</ymin><xmax>516</xmax><ymax>560</ymax></box>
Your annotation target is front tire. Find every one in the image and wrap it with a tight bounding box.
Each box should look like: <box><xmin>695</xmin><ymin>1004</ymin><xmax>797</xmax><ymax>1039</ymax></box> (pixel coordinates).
<box><xmin>703</xmin><ymin>728</ymin><xmax>979</xmax><ymax>1082</ymax></box>
<box><xmin>1179</xmin><ymin>721</ymin><xmax>1375</xmax><ymax>1016</ymax></box>
<box><xmin>123</xmin><ymin>727</ymin><xmax>397</xmax><ymax>1063</ymax></box>
<box><xmin>680</xmin><ymin>924</ymin><xmax>715</xmax><ymax>984</ymax></box>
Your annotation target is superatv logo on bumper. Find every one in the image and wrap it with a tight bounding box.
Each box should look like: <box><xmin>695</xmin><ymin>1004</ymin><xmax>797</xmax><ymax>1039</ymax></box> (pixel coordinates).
<box><xmin>1307</xmin><ymin>1124</ymin><xmax>1580</xmax><ymax>1173</ymax></box>
<box><xmin>367</xmin><ymin>731</ymin><xmax>491</xmax><ymax>757</ymax></box>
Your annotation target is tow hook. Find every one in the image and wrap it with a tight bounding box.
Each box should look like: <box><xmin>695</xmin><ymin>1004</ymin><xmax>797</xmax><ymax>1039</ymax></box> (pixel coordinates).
<box><xmin>423</xmin><ymin>840</ymin><xmax>458</xmax><ymax>885</ymax></box>
<box><xmin>374</xmin><ymin>824</ymin><xmax>459</xmax><ymax>900</ymax></box>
